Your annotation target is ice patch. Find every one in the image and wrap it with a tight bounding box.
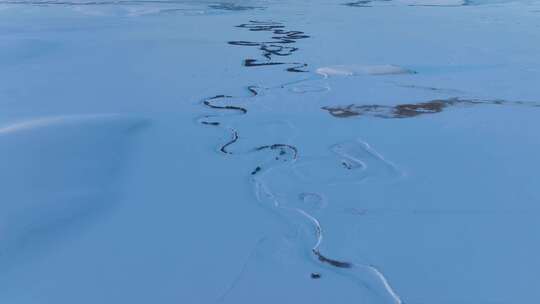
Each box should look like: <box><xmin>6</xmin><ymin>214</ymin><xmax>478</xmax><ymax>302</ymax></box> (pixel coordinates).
<box><xmin>397</xmin><ymin>0</ymin><xmax>465</xmax><ymax>5</ymax></box>
<box><xmin>316</xmin><ymin>64</ymin><xmax>416</xmax><ymax>77</ymax></box>
<box><xmin>343</xmin><ymin>0</ymin><xmax>466</xmax><ymax>7</ymax></box>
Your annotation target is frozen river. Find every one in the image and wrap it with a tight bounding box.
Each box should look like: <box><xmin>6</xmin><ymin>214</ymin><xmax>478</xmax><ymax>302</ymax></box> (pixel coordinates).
<box><xmin>1</xmin><ymin>0</ymin><xmax>539</xmax><ymax>303</ymax></box>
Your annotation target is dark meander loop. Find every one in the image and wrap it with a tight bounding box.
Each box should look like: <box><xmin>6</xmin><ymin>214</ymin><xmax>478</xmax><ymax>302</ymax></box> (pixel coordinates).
<box><xmin>228</xmin><ymin>20</ymin><xmax>310</xmax><ymax>73</ymax></box>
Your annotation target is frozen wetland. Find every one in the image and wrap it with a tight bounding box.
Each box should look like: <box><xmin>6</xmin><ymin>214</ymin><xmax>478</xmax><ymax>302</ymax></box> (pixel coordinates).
<box><xmin>1</xmin><ymin>0</ymin><xmax>539</xmax><ymax>303</ymax></box>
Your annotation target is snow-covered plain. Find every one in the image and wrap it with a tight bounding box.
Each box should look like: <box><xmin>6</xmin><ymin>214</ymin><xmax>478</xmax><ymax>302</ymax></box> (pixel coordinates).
<box><xmin>1</xmin><ymin>0</ymin><xmax>539</xmax><ymax>303</ymax></box>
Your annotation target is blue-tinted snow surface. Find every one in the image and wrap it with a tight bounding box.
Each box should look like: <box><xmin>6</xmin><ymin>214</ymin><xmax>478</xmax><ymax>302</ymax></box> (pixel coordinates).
<box><xmin>0</xmin><ymin>0</ymin><xmax>539</xmax><ymax>303</ymax></box>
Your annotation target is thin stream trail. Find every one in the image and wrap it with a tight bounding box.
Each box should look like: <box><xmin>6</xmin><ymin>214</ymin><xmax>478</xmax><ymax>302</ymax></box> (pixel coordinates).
<box><xmin>197</xmin><ymin>20</ymin><xmax>403</xmax><ymax>304</ymax></box>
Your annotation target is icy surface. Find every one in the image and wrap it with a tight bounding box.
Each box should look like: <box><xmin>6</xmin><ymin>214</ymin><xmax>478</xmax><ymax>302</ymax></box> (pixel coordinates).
<box><xmin>316</xmin><ymin>64</ymin><xmax>415</xmax><ymax>77</ymax></box>
<box><xmin>1</xmin><ymin>0</ymin><xmax>540</xmax><ymax>303</ymax></box>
